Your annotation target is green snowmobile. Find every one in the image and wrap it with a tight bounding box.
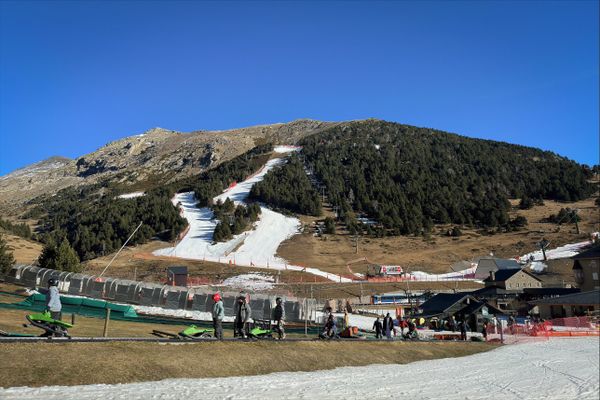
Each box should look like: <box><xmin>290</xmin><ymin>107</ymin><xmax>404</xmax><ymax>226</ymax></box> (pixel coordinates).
<box><xmin>26</xmin><ymin>311</ymin><xmax>73</xmax><ymax>338</ymax></box>
<box><xmin>152</xmin><ymin>324</ymin><xmax>214</xmax><ymax>340</ymax></box>
<box><xmin>248</xmin><ymin>320</ymin><xmax>274</xmax><ymax>339</ymax></box>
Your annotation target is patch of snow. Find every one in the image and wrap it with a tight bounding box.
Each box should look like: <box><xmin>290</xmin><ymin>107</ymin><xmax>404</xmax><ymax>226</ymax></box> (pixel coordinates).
<box><xmin>132</xmin><ymin>305</ymin><xmax>235</xmax><ymax>322</ymax></box>
<box><xmin>117</xmin><ymin>191</ymin><xmax>145</xmax><ymax>199</ymax></box>
<box><xmin>153</xmin><ymin>157</ymin><xmax>352</xmax><ymax>283</ymax></box>
<box><xmin>529</xmin><ymin>261</ymin><xmax>548</xmax><ymax>273</ymax></box>
<box><xmin>408</xmin><ymin>264</ymin><xmax>478</xmax><ymax>281</ymax></box>
<box><xmin>221</xmin><ymin>273</ymin><xmax>275</xmax><ymax>291</ymax></box>
<box><xmin>273</xmin><ymin>145</ymin><xmax>302</xmax><ymax>153</ymax></box>
<box><xmin>521</xmin><ymin>238</ymin><xmax>595</xmax><ymax>261</ymax></box>
<box><xmin>3</xmin><ymin>338</ymin><xmax>597</xmax><ymax>399</ymax></box>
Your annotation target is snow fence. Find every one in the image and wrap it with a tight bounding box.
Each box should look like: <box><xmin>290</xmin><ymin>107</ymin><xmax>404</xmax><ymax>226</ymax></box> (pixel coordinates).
<box><xmin>4</xmin><ymin>265</ymin><xmax>317</xmax><ymax>323</ymax></box>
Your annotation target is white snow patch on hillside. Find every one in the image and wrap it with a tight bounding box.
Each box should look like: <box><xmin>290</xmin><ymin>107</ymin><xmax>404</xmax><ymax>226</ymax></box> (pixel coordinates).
<box><xmin>273</xmin><ymin>145</ymin><xmax>301</xmax><ymax>153</ymax></box>
<box><xmin>3</xmin><ymin>338</ymin><xmax>597</xmax><ymax>399</ymax></box>
<box><xmin>221</xmin><ymin>273</ymin><xmax>275</xmax><ymax>291</ymax></box>
<box><xmin>521</xmin><ymin>238</ymin><xmax>595</xmax><ymax>261</ymax></box>
<box><xmin>117</xmin><ymin>191</ymin><xmax>145</xmax><ymax>199</ymax></box>
<box><xmin>153</xmin><ymin>156</ymin><xmax>352</xmax><ymax>283</ymax></box>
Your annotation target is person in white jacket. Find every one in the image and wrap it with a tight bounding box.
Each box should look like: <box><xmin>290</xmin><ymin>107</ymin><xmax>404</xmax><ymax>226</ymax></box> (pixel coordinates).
<box><xmin>46</xmin><ymin>278</ymin><xmax>62</xmax><ymax>321</ymax></box>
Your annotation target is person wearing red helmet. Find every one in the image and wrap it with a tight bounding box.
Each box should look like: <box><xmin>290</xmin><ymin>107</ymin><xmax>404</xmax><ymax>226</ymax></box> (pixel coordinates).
<box><xmin>212</xmin><ymin>293</ymin><xmax>224</xmax><ymax>339</ymax></box>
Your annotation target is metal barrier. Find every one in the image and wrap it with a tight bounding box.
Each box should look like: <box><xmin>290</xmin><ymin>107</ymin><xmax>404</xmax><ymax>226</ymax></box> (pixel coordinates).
<box><xmin>5</xmin><ymin>264</ymin><xmax>317</xmax><ymax>323</ymax></box>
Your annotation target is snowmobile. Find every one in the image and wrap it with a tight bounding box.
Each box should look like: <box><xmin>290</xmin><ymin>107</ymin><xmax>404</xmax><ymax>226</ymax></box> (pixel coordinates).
<box><xmin>247</xmin><ymin>319</ymin><xmax>274</xmax><ymax>339</ymax></box>
<box><xmin>151</xmin><ymin>324</ymin><xmax>213</xmax><ymax>340</ymax></box>
<box><xmin>25</xmin><ymin>311</ymin><xmax>73</xmax><ymax>338</ymax></box>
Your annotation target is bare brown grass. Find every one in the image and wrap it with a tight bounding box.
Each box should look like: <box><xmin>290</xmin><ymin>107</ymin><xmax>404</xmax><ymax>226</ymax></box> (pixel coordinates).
<box><xmin>0</xmin><ymin>340</ymin><xmax>495</xmax><ymax>388</ymax></box>
<box><xmin>278</xmin><ymin>197</ymin><xmax>599</xmax><ymax>275</ymax></box>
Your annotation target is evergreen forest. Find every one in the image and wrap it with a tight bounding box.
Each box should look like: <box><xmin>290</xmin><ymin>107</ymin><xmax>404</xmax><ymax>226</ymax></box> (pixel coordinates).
<box><xmin>299</xmin><ymin>120</ymin><xmax>595</xmax><ymax>235</ymax></box>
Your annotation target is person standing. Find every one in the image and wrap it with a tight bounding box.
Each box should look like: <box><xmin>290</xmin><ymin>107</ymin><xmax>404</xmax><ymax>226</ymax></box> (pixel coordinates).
<box><xmin>373</xmin><ymin>316</ymin><xmax>383</xmax><ymax>339</ymax></box>
<box><xmin>233</xmin><ymin>294</ymin><xmax>251</xmax><ymax>338</ymax></box>
<box><xmin>449</xmin><ymin>315</ymin><xmax>457</xmax><ymax>332</ymax></box>
<box><xmin>46</xmin><ymin>278</ymin><xmax>62</xmax><ymax>321</ymax></box>
<box><xmin>272</xmin><ymin>297</ymin><xmax>286</xmax><ymax>340</ymax></box>
<box><xmin>459</xmin><ymin>317</ymin><xmax>467</xmax><ymax>341</ymax></box>
<box><xmin>212</xmin><ymin>293</ymin><xmax>224</xmax><ymax>340</ymax></box>
<box><xmin>383</xmin><ymin>313</ymin><xmax>394</xmax><ymax>340</ymax></box>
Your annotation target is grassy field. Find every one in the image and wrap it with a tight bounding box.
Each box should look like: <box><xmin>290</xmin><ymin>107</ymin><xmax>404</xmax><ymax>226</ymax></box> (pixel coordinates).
<box><xmin>278</xmin><ymin>197</ymin><xmax>599</xmax><ymax>275</ymax></box>
<box><xmin>0</xmin><ymin>340</ymin><xmax>496</xmax><ymax>388</ymax></box>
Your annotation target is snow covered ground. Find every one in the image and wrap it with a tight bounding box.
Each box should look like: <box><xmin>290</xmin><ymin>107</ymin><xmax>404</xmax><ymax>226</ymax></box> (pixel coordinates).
<box><xmin>2</xmin><ymin>338</ymin><xmax>597</xmax><ymax>399</ymax></box>
<box><xmin>221</xmin><ymin>273</ymin><xmax>275</xmax><ymax>291</ymax></box>
<box><xmin>521</xmin><ymin>238</ymin><xmax>595</xmax><ymax>262</ymax></box>
<box><xmin>153</xmin><ymin>151</ymin><xmax>352</xmax><ymax>283</ymax></box>
<box><xmin>117</xmin><ymin>191</ymin><xmax>145</xmax><ymax>199</ymax></box>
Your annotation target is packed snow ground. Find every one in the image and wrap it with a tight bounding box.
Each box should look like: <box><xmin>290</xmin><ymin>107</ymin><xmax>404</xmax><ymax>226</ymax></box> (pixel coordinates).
<box><xmin>221</xmin><ymin>273</ymin><xmax>275</xmax><ymax>291</ymax></box>
<box><xmin>153</xmin><ymin>151</ymin><xmax>352</xmax><ymax>283</ymax></box>
<box><xmin>2</xmin><ymin>338</ymin><xmax>597</xmax><ymax>399</ymax></box>
<box><xmin>521</xmin><ymin>238</ymin><xmax>595</xmax><ymax>262</ymax></box>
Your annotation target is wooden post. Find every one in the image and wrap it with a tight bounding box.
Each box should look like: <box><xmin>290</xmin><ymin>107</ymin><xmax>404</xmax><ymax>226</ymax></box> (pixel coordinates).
<box><xmin>304</xmin><ymin>298</ymin><xmax>308</xmax><ymax>337</ymax></box>
<box><xmin>71</xmin><ymin>313</ymin><xmax>76</xmax><ymax>325</ymax></box>
<box><xmin>103</xmin><ymin>308</ymin><xmax>111</xmax><ymax>338</ymax></box>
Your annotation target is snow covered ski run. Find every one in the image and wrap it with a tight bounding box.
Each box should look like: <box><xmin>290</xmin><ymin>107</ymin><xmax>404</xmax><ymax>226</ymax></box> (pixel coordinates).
<box><xmin>1</xmin><ymin>338</ymin><xmax>597</xmax><ymax>399</ymax></box>
<box><xmin>153</xmin><ymin>147</ymin><xmax>353</xmax><ymax>283</ymax></box>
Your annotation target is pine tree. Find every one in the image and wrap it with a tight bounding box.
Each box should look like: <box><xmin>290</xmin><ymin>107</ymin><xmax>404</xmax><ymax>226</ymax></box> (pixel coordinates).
<box><xmin>38</xmin><ymin>238</ymin><xmax>81</xmax><ymax>272</ymax></box>
<box><xmin>0</xmin><ymin>234</ymin><xmax>16</xmax><ymax>276</ymax></box>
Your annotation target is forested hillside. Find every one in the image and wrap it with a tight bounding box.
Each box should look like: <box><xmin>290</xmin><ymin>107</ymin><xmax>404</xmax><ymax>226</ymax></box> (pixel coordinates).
<box><xmin>190</xmin><ymin>144</ymin><xmax>273</xmax><ymax>207</ymax></box>
<box><xmin>249</xmin><ymin>154</ymin><xmax>322</xmax><ymax>216</ymax></box>
<box><xmin>27</xmin><ymin>145</ymin><xmax>275</xmax><ymax>261</ymax></box>
<box><xmin>33</xmin><ymin>186</ymin><xmax>187</xmax><ymax>261</ymax></box>
<box><xmin>299</xmin><ymin>120</ymin><xmax>595</xmax><ymax>235</ymax></box>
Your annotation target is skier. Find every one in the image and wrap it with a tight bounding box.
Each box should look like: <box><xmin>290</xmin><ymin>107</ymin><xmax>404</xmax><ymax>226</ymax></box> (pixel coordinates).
<box><xmin>212</xmin><ymin>293</ymin><xmax>224</xmax><ymax>340</ymax></box>
<box><xmin>233</xmin><ymin>294</ymin><xmax>251</xmax><ymax>338</ymax></box>
<box><xmin>383</xmin><ymin>313</ymin><xmax>394</xmax><ymax>340</ymax></box>
<box><xmin>373</xmin><ymin>316</ymin><xmax>383</xmax><ymax>339</ymax></box>
<box><xmin>46</xmin><ymin>278</ymin><xmax>62</xmax><ymax>322</ymax></box>
<box><xmin>272</xmin><ymin>297</ymin><xmax>285</xmax><ymax>340</ymax></box>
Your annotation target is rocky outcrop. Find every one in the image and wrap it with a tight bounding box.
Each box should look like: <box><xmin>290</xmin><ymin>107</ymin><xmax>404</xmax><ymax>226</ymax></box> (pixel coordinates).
<box><xmin>0</xmin><ymin>120</ymin><xmax>338</xmax><ymax>215</ymax></box>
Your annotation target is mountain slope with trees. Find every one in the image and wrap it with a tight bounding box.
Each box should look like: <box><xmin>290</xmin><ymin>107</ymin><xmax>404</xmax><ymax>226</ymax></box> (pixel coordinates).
<box><xmin>299</xmin><ymin>120</ymin><xmax>595</xmax><ymax>235</ymax></box>
<box><xmin>249</xmin><ymin>154</ymin><xmax>322</xmax><ymax>216</ymax></box>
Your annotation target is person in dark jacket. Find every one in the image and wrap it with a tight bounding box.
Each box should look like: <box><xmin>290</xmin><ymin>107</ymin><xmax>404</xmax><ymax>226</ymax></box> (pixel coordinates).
<box><xmin>373</xmin><ymin>317</ymin><xmax>383</xmax><ymax>339</ymax></box>
<box><xmin>458</xmin><ymin>317</ymin><xmax>467</xmax><ymax>341</ymax></box>
<box><xmin>272</xmin><ymin>297</ymin><xmax>285</xmax><ymax>340</ymax></box>
<box><xmin>382</xmin><ymin>313</ymin><xmax>394</xmax><ymax>340</ymax></box>
<box><xmin>234</xmin><ymin>295</ymin><xmax>252</xmax><ymax>338</ymax></box>
<box><xmin>322</xmin><ymin>313</ymin><xmax>337</xmax><ymax>338</ymax></box>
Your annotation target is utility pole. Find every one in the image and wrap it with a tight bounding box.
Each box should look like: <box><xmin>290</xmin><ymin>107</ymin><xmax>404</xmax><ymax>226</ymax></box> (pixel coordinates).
<box><xmin>539</xmin><ymin>238</ymin><xmax>550</xmax><ymax>261</ymax></box>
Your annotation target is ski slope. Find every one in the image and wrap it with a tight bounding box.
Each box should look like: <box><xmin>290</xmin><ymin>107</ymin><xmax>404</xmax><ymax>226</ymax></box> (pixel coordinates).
<box><xmin>153</xmin><ymin>149</ymin><xmax>352</xmax><ymax>283</ymax></box>
<box><xmin>3</xmin><ymin>338</ymin><xmax>597</xmax><ymax>399</ymax></box>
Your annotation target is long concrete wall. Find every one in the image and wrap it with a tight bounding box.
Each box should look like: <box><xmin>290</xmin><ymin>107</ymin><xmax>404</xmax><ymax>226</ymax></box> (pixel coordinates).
<box><xmin>4</xmin><ymin>265</ymin><xmax>318</xmax><ymax>323</ymax></box>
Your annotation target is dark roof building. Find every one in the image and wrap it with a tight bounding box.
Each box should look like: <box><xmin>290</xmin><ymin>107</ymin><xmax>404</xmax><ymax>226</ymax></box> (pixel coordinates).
<box><xmin>529</xmin><ymin>289</ymin><xmax>600</xmax><ymax>319</ymax></box>
<box><xmin>572</xmin><ymin>245</ymin><xmax>600</xmax><ymax>292</ymax></box>
<box><xmin>484</xmin><ymin>268</ymin><xmax>542</xmax><ymax>290</ymax></box>
<box><xmin>474</xmin><ymin>258</ymin><xmax>521</xmax><ymax>279</ymax></box>
<box><xmin>418</xmin><ymin>293</ymin><xmax>504</xmax><ymax>319</ymax></box>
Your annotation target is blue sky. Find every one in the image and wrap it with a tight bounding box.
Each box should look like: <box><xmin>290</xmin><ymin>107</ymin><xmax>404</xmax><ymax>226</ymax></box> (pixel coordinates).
<box><xmin>0</xmin><ymin>1</ymin><xmax>598</xmax><ymax>175</ymax></box>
